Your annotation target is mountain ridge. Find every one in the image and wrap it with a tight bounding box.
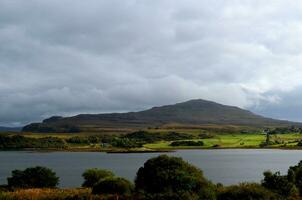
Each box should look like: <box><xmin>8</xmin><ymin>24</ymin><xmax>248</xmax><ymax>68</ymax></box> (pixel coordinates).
<box><xmin>22</xmin><ymin>99</ymin><xmax>301</xmax><ymax>132</ymax></box>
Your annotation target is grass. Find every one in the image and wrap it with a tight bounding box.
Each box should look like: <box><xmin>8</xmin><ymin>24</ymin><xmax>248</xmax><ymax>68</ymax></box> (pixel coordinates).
<box><xmin>144</xmin><ymin>133</ymin><xmax>302</xmax><ymax>149</ymax></box>
<box><xmin>0</xmin><ymin>188</ymin><xmax>92</xmax><ymax>200</ymax></box>
<box><xmin>0</xmin><ymin>188</ymin><xmax>127</xmax><ymax>200</ymax></box>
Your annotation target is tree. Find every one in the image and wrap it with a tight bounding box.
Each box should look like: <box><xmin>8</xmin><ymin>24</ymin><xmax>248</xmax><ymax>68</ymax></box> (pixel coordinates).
<box><xmin>82</xmin><ymin>168</ymin><xmax>114</xmax><ymax>187</ymax></box>
<box><xmin>287</xmin><ymin>160</ymin><xmax>302</xmax><ymax>196</ymax></box>
<box><xmin>7</xmin><ymin>166</ymin><xmax>59</xmax><ymax>188</ymax></box>
<box><xmin>92</xmin><ymin>177</ymin><xmax>134</xmax><ymax>195</ymax></box>
<box><xmin>262</xmin><ymin>171</ymin><xmax>298</xmax><ymax>199</ymax></box>
<box><xmin>135</xmin><ymin>155</ymin><xmax>215</xmax><ymax>199</ymax></box>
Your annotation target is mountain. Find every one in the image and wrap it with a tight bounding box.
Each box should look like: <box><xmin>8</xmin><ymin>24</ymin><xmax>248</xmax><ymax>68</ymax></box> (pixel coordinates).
<box><xmin>22</xmin><ymin>99</ymin><xmax>301</xmax><ymax>132</ymax></box>
<box><xmin>0</xmin><ymin>126</ymin><xmax>21</xmax><ymax>132</ymax></box>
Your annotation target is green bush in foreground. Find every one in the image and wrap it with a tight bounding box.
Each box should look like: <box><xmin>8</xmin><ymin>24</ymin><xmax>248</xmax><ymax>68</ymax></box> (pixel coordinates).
<box><xmin>7</xmin><ymin>166</ymin><xmax>59</xmax><ymax>189</ymax></box>
<box><xmin>135</xmin><ymin>155</ymin><xmax>216</xmax><ymax>200</ymax></box>
<box><xmin>82</xmin><ymin>168</ymin><xmax>114</xmax><ymax>187</ymax></box>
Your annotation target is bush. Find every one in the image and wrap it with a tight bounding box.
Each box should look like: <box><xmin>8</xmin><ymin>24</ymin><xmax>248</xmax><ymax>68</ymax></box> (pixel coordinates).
<box><xmin>198</xmin><ymin>133</ymin><xmax>214</xmax><ymax>139</ymax></box>
<box><xmin>123</xmin><ymin>131</ymin><xmax>195</xmax><ymax>143</ymax></box>
<box><xmin>123</xmin><ymin>131</ymin><xmax>160</xmax><ymax>143</ymax></box>
<box><xmin>0</xmin><ymin>135</ymin><xmax>66</xmax><ymax>149</ymax></box>
<box><xmin>163</xmin><ymin>132</ymin><xmax>195</xmax><ymax>140</ymax></box>
<box><xmin>287</xmin><ymin>160</ymin><xmax>302</xmax><ymax>196</ymax></box>
<box><xmin>110</xmin><ymin>138</ymin><xmax>142</xmax><ymax>148</ymax></box>
<box><xmin>297</xmin><ymin>141</ymin><xmax>302</xmax><ymax>147</ymax></box>
<box><xmin>92</xmin><ymin>177</ymin><xmax>134</xmax><ymax>195</ymax></box>
<box><xmin>66</xmin><ymin>135</ymin><xmax>101</xmax><ymax>144</ymax></box>
<box><xmin>269</xmin><ymin>126</ymin><xmax>302</xmax><ymax>134</ymax></box>
<box><xmin>217</xmin><ymin>183</ymin><xmax>277</xmax><ymax>200</ymax></box>
<box><xmin>0</xmin><ymin>185</ymin><xmax>9</xmax><ymax>193</ymax></box>
<box><xmin>135</xmin><ymin>155</ymin><xmax>215</xmax><ymax>199</ymax></box>
<box><xmin>262</xmin><ymin>171</ymin><xmax>298</xmax><ymax>198</ymax></box>
<box><xmin>7</xmin><ymin>166</ymin><xmax>59</xmax><ymax>189</ymax></box>
<box><xmin>82</xmin><ymin>168</ymin><xmax>114</xmax><ymax>187</ymax></box>
<box><xmin>170</xmin><ymin>140</ymin><xmax>204</xmax><ymax>146</ymax></box>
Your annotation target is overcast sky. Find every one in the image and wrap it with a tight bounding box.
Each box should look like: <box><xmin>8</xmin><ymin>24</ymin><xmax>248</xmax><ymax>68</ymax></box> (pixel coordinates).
<box><xmin>1</xmin><ymin>0</ymin><xmax>302</xmax><ymax>126</ymax></box>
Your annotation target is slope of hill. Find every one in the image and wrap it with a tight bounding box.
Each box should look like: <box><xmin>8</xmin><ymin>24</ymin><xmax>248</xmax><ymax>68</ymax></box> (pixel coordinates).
<box><xmin>22</xmin><ymin>99</ymin><xmax>301</xmax><ymax>132</ymax></box>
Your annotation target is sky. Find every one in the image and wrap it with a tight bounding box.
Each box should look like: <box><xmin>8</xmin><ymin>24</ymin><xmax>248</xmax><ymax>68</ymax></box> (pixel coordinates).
<box><xmin>1</xmin><ymin>0</ymin><xmax>302</xmax><ymax>126</ymax></box>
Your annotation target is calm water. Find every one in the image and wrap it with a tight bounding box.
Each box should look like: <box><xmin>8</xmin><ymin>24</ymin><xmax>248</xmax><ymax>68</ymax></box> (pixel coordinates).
<box><xmin>1</xmin><ymin>149</ymin><xmax>302</xmax><ymax>188</ymax></box>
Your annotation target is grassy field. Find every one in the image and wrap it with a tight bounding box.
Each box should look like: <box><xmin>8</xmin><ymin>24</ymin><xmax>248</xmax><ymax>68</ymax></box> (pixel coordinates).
<box><xmin>2</xmin><ymin>128</ymin><xmax>302</xmax><ymax>151</ymax></box>
<box><xmin>144</xmin><ymin>133</ymin><xmax>302</xmax><ymax>149</ymax></box>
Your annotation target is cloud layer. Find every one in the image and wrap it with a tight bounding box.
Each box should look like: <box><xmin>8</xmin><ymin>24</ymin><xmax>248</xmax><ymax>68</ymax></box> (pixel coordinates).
<box><xmin>1</xmin><ymin>0</ymin><xmax>302</xmax><ymax>126</ymax></box>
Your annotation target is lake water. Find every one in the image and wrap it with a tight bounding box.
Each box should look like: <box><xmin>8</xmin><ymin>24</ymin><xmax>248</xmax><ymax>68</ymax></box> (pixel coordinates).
<box><xmin>1</xmin><ymin>149</ymin><xmax>302</xmax><ymax>188</ymax></box>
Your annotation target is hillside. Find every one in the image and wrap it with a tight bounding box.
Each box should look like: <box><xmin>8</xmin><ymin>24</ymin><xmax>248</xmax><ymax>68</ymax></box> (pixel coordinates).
<box><xmin>22</xmin><ymin>99</ymin><xmax>301</xmax><ymax>132</ymax></box>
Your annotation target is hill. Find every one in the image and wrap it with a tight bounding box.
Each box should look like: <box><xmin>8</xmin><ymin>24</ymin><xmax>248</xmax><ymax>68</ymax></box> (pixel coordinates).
<box><xmin>0</xmin><ymin>126</ymin><xmax>21</xmax><ymax>132</ymax></box>
<box><xmin>22</xmin><ymin>99</ymin><xmax>301</xmax><ymax>132</ymax></box>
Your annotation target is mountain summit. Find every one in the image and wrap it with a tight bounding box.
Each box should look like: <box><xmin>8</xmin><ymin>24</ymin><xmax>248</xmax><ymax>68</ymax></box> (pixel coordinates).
<box><xmin>22</xmin><ymin>99</ymin><xmax>299</xmax><ymax>132</ymax></box>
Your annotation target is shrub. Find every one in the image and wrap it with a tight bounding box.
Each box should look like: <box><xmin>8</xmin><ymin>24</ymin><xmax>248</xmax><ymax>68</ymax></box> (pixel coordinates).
<box><xmin>217</xmin><ymin>183</ymin><xmax>277</xmax><ymax>200</ymax></box>
<box><xmin>7</xmin><ymin>166</ymin><xmax>59</xmax><ymax>189</ymax></box>
<box><xmin>0</xmin><ymin>135</ymin><xmax>66</xmax><ymax>149</ymax></box>
<box><xmin>110</xmin><ymin>138</ymin><xmax>142</xmax><ymax>148</ymax></box>
<box><xmin>123</xmin><ymin>131</ymin><xmax>160</xmax><ymax>143</ymax></box>
<box><xmin>198</xmin><ymin>133</ymin><xmax>214</xmax><ymax>139</ymax></box>
<box><xmin>82</xmin><ymin>168</ymin><xmax>114</xmax><ymax>187</ymax></box>
<box><xmin>123</xmin><ymin>131</ymin><xmax>194</xmax><ymax>143</ymax></box>
<box><xmin>287</xmin><ymin>160</ymin><xmax>302</xmax><ymax>196</ymax></box>
<box><xmin>170</xmin><ymin>140</ymin><xmax>204</xmax><ymax>146</ymax></box>
<box><xmin>297</xmin><ymin>141</ymin><xmax>302</xmax><ymax>147</ymax></box>
<box><xmin>66</xmin><ymin>135</ymin><xmax>101</xmax><ymax>144</ymax></box>
<box><xmin>92</xmin><ymin>177</ymin><xmax>134</xmax><ymax>195</ymax></box>
<box><xmin>163</xmin><ymin>132</ymin><xmax>195</xmax><ymax>140</ymax></box>
<box><xmin>135</xmin><ymin>155</ymin><xmax>215</xmax><ymax>199</ymax></box>
<box><xmin>262</xmin><ymin>171</ymin><xmax>298</xmax><ymax>198</ymax></box>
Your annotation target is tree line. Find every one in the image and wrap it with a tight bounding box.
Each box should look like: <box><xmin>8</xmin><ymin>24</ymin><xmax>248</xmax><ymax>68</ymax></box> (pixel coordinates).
<box><xmin>0</xmin><ymin>131</ymin><xmax>199</xmax><ymax>150</ymax></box>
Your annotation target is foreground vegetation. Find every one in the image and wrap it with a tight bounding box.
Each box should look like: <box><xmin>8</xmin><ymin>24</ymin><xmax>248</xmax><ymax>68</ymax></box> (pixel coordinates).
<box><xmin>2</xmin><ymin>126</ymin><xmax>302</xmax><ymax>152</ymax></box>
<box><xmin>2</xmin><ymin>155</ymin><xmax>302</xmax><ymax>199</ymax></box>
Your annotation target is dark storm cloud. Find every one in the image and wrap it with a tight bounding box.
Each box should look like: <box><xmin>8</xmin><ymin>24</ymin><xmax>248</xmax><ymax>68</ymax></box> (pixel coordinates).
<box><xmin>1</xmin><ymin>0</ymin><xmax>302</xmax><ymax>126</ymax></box>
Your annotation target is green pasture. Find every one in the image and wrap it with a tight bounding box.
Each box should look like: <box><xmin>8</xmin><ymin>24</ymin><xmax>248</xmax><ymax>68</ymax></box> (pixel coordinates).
<box><xmin>144</xmin><ymin>133</ymin><xmax>302</xmax><ymax>149</ymax></box>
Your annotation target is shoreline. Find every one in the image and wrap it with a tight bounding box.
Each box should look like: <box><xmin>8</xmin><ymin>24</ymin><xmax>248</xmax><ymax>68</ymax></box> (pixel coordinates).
<box><xmin>1</xmin><ymin>146</ymin><xmax>302</xmax><ymax>153</ymax></box>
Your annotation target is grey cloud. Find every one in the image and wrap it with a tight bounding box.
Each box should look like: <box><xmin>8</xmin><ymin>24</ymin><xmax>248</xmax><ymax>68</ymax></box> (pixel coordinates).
<box><xmin>1</xmin><ymin>0</ymin><xmax>302</xmax><ymax>126</ymax></box>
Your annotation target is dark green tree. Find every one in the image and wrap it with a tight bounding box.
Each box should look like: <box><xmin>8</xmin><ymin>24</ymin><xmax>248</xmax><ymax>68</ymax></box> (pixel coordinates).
<box><xmin>82</xmin><ymin>168</ymin><xmax>114</xmax><ymax>187</ymax></box>
<box><xmin>287</xmin><ymin>160</ymin><xmax>302</xmax><ymax>196</ymax></box>
<box><xmin>262</xmin><ymin>171</ymin><xmax>298</xmax><ymax>199</ymax></box>
<box><xmin>135</xmin><ymin>155</ymin><xmax>215</xmax><ymax>199</ymax></box>
<box><xmin>7</xmin><ymin>166</ymin><xmax>59</xmax><ymax>188</ymax></box>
